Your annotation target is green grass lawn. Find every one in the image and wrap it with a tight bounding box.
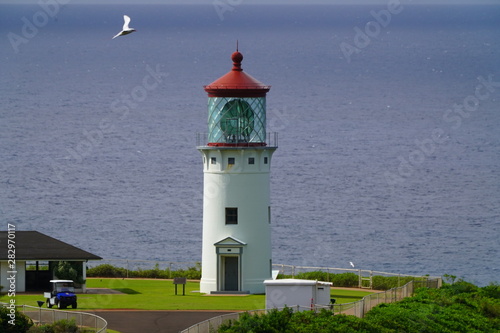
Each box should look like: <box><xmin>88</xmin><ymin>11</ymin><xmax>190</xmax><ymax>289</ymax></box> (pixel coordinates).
<box><xmin>330</xmin><ymin>288</ymin><xmax>374</xmax><ymax>304</ymax></box>
<box><xmin>6</xmin><ymin>278</ymin><xmax>375</xmax><ymax>311</ymax></box>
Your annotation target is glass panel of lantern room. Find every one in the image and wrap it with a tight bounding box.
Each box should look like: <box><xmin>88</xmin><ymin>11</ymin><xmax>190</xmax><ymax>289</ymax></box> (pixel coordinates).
<box><xmin>208</xmin><ymin>97</ymin><xmax>266</xmax><ymax>144</ymax></box>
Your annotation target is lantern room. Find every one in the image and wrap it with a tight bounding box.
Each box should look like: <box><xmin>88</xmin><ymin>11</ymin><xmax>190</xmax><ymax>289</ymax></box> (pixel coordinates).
<box><xmin>203</xmin><ymin>50</ymin><xmax>271</xmax><ymax>146</ymax></box>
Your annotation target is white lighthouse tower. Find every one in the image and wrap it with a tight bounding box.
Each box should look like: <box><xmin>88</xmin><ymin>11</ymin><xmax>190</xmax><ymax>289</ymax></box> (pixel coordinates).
<box><xmin>197</xmin><ymin>49</ymin><xmax>277</xmax><ymax>294</ymax></box>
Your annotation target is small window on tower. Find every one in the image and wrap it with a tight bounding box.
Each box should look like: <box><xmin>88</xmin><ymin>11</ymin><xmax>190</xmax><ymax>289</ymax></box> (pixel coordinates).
<box><xmin>264</xmin><ymin>157</ymin><xmax>268</xmax><ymax>164</ymax></box>
<box><xmin>225</xmin><ymin>207</ymin><xmax>238</xmax><ymax>225</ymax></box>
<box><xmin>211</xmin><ymin>157</ymin><xmax>216</xmax><ymax>164</ymax></box>
<box><xmin>248</xmin><ymin>157</ymin><xmax>255</xmax><ymax>164</ymax></box>
<box><xmin>228</xmin><ymin>157</ymin><xmax>235</xmax><ymax>165</ymax></box>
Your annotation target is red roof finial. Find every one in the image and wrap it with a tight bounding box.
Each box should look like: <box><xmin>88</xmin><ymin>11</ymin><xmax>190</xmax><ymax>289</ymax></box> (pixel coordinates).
<box><xmin>231</xmin><ymin>41</ymin><xmax>243</xmax><ymax>72</ymax></box>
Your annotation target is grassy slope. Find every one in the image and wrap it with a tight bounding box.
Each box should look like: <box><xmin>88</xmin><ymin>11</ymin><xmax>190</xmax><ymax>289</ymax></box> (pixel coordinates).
<box><xmin>5</xmin><ymin>278</ymin><xmax>374</xmax><ymax>311</ymax></box>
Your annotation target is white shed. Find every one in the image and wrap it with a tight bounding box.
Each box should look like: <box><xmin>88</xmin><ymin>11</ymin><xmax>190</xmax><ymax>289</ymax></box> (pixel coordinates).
<box><xmin>264</xmin><ymin>279</ymin><xmax>333</xmax><ymax>310</ymax></box>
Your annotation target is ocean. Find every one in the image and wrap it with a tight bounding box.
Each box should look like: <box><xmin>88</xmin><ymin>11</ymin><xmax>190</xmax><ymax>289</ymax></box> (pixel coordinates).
<box><xmin>1</xmin><ymin>4</ymin><xmax>499</xmax><ymax>286</ymax></box>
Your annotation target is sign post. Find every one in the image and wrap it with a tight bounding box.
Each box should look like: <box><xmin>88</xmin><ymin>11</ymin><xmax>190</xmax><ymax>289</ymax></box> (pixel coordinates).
<box><xmin>173</xmin><ymin>277</ymin><xmax>187</xmax><ymax>296</ymax></box>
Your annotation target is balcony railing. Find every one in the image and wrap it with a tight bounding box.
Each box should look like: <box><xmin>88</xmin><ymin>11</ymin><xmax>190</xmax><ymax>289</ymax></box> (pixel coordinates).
<box><xmin>196</xmin><ymin>132</ymin><xmax>278</xmax><ymax>148</ymax></box>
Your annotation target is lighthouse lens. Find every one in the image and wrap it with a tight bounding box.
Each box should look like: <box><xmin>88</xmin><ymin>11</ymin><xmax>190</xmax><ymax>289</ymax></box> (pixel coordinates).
<box><xmin>220</xmin><ymin>99</ymin><xmax>255</xmax><ymax>143</ymax></box>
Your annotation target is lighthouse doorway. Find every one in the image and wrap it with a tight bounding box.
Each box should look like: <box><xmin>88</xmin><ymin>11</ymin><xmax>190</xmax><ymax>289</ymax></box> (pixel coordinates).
<box><xmin>222</xmin><ymin>256</ymin><xmax>239</xmax><ymax>291</ymax></box>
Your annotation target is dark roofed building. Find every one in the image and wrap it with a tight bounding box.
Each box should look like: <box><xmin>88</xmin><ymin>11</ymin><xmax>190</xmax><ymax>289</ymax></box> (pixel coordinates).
<box><xmin>0</xmin><ymin>231</ymin><xmax>101</xmax><ymax>292</ymax></box>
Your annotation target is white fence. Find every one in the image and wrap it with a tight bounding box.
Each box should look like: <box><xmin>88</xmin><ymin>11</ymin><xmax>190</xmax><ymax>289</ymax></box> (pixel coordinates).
<box><xmin>180</xmin><ymin>278</ymin><xmax>442</xmax><ymax>333</ymax></box>
<box><xmin>1</xmin><ymin>303</ymin><xmax>107</xmax><ymax>332</ymax></box>
<box><xmin>274</xmin><ymin>264</ymin><xmax>441</xmax><ymax>289</ymax></box>
<box><xmin>87</xmin><ymin>260</ymin><xmax>440</xmax><ymax>289</ymax></box>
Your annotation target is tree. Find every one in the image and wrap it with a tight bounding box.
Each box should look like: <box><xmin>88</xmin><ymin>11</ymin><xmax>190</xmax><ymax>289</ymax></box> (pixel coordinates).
<box><xmin>54</xmin><ymin>261</ymin><xmax>85</xmax><ymax>284</ymax></box>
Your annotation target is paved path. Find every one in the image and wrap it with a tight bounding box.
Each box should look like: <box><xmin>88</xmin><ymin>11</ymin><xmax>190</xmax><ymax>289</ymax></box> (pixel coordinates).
<box><xmin>90</xmin><ymin>310</ymin><xmax>232</xmax><ymax>333</ymax></box>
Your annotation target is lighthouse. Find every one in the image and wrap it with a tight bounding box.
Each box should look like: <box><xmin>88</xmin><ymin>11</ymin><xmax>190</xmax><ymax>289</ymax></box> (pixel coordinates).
<box><xmin>197</xmin><ymin>48</ymin><xmax>277</xmax><ymax>294</ymax></box>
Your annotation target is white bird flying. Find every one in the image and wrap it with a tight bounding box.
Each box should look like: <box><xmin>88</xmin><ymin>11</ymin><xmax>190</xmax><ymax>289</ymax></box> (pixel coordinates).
<box><xmin>112</xmin><ymin>15</ymin><xmax>136</xmax><ymax>39</ymax></box>
<box><xmin>349</xmin><ymin>262</ymin><xmax>355</xmax><ymax>268</ymax></box>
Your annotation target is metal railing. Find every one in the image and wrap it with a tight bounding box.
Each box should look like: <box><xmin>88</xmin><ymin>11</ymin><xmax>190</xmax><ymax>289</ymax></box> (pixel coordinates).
<box><xmin>196</xmin><ymin>132</ymin><xmax>278</xmax><ymax>148</ymax></box>
<box><xmin>180</xmin><ymin>278</ymin><xmax>442</xmax><ymax>333</ymax></box>
<box><xmin>1</xmin><ymin>303</ymin><xmax>107</xmax><ymax>332</ymax></box>
<box><xmin>273</xmin><ymin>264</ymin><xmax>442</xmax><ymax>289</ymax></box>
<box><xmin>86</xmin><ymin>260</ymin><xmax>441</xmax><ymax>289</ymax></box>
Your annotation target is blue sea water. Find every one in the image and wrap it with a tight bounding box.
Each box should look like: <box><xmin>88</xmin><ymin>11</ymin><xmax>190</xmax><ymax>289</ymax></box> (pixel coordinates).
<box><xmin>1</xmin><ymin>4</ymin><xmax>499</xmax><ymax>286</ymax></box>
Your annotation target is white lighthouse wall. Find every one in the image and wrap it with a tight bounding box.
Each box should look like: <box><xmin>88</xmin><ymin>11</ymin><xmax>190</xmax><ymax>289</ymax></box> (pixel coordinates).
<box><xmin>200</xmin><ymin>148</ymin><xmax>275</xmax><ymax>294</ymax></box>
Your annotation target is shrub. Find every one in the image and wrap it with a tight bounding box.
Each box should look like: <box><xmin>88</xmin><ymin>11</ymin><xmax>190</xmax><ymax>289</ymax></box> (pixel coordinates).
<box><xmin>0</xmin><ymin>306</ymin><xmax>33</xmax><ymax>333</ymax></box>
<box><xmin>54</xmin><ymin>261</ymin><xmax>85</xmax><ymax>284</ymax></box>
<box><xmin>87</xmin><ymin>264</ymin><xmax>127</xmax><ymax>278</ymax></box>
<box><xmin>131</xmin><ymin>264</ymin><xmax>165</xmax><ymax>279</ymax></box>
<box><xmin>218</xmin><ymin>307</ymin><xmax>295</xmax><ymax>332</ymax></box>
<box><xmin>217</xmin><ymin>281</ymin><xmax>500</xmax><ymax>332</ymax></box>
<box><xmin>171</xmin><ymin>264</ymin><xmax>202</xmax><ymax>280</ymax></box>
<box><xmin>218</xmin><ymin>308</ymin><xmax>387</xmax><ymax>332</ymax></box>
<box><xmin>330</xmin><ymin>273</ymin><xmax>359</xmax><ymax>288</ymax></box>
<box><xmin>364</xmin><ymin>281</ymin><xmax>500</xmax><ymax>332</ymax></box>
<box><xmin>295</xmin><ymin>271</ymin><xmax>329</xmax><ymax>281</ymax></box>
<box><xmin>28</xmin><ymin>319</ymin><xmax>79</xmax><ymax>333</ymax></box>
<box><xmin>87</xmin><ymin>263</ymin><xmax>202</xmax><ymax>279</ymax></box>
<box><xmin>480</xmin><ymin>283</ymin><xmax>500</xmax><ymax>299</ymax></box>
<box><xmin>281</xmin><ymin>271</ymin><xmax>359</xmax><ymax>288</ymax></box>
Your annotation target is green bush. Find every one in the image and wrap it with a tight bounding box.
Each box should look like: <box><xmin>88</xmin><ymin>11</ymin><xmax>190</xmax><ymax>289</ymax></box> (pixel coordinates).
<box><xmin>371</xmin><ymin>275</ymin><xmax>418</xmax><ymax>290</ymax></box>
<box><xmin>87</xmin><ymin>263</ymin><xmax>202</xmax><ymax>280</ymax></box>
<box><xmin>28</xmin><ymin>319</ymin><xmax>79</xmax><ymax>333</ymax></box>
<box><xmin>294</xmin><ymin>271</ymin><xmax>329</xmax><ymax>281</ymax></box>
<box><xmin>283</xmin><ymin>271</ymin><xmax>359</xmax><ymax>288</ymax></box>
<box><xmin>364</xmin><ymin>282</ymin><xmax>500</xmax><ymax>332</ymax></box>
<box><xmin>330</xmin><ymin>273</ymin><xmax>359</xmax><ymax>288</ymax></box>
<box><xmin>131</xmin><ymin>264</ymin><xmax>165</xmax><ymax>279</ymax></box>
<box><xmin>219</xmin><ymin>307</ymin><xmax>295</xmax><ymax>332</ymax></box>
<box><xmin>480</xmin><ymin>282</ymin><xmax>500</xmax><ymax>299</ymax></box>
<box><xmin>217</xmin><ymin>281</ymin><xmax>500</xmax><ymax>332</ymax></box>
<box><xmin>281</xmin><ymin>271</ymin><xmax>430</xmax><ymax>290</ymax></box>
<box><xmin>218</xmin><ymin>307</ymin><xmax>386</xmax><ymax>332</ymax></box>
<box><xmin>86</xmin><ymin>264</ymin><xmax>127</xmax><ymax>278</ymax></box>
<box><xmin>54</xmin><ymin>261</ymin><xmax>85</xmax><ymax>284</ymax></box>
<box><xmin>0</xmin><ymin>306</ymin><xmax>33</xmax><ymax>333</ymax></box>
<box><xmin>170</xmin><ymin>264</ymin><xmax>202</xmax><ymax>280</ymax></box>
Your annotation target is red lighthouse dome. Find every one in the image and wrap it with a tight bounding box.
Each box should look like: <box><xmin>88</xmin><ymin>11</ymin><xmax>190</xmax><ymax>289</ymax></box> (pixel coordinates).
<box><xmin>204</xmin><ymin>50</ymin><xmax>270</xmax><ymax>98</ymax></box>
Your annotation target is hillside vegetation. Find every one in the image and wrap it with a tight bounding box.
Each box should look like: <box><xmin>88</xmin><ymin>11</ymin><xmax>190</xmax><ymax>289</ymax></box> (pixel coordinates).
<box><xmin>217</xmin><ymin>281</ymin><xmax>500</xmax><ymax>332</ymax></box>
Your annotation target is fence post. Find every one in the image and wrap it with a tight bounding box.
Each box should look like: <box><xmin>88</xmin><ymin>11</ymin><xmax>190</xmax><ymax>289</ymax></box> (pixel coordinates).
<box><xmin>362</xmin><ymin>298</ymin><xmax>365</xmax><ymax>317</ymax></box>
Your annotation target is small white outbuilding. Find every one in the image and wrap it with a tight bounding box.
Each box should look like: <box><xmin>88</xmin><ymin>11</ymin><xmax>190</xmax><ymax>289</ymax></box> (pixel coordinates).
<box><xmin>264</xmin><ymin>279</ymin><xmax>333</xmax><ymax>310</ymax></box>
